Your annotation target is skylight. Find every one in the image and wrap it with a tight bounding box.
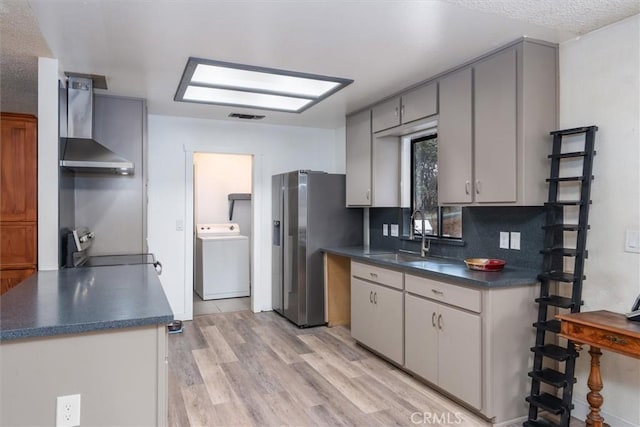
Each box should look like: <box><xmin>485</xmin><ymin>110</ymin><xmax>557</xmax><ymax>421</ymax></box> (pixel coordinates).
<box><xmin>174</xmin><ymin>58</ymin><xmax>353</xmax><ymax>113</ymax></box>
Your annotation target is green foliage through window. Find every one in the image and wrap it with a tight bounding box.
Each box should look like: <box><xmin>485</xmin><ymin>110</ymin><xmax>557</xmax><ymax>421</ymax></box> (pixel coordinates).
<box><xmin>411</xmin><ymin>134</ymin><xmax>462</xmax><ymax>239</ymax></box>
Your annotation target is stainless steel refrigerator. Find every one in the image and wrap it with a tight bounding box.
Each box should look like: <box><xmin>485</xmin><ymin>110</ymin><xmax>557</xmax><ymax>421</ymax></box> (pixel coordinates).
<box><xmin>272</xmin><ymin>171</ymin><xmax>363</xmax><ymax>327</ymax></box>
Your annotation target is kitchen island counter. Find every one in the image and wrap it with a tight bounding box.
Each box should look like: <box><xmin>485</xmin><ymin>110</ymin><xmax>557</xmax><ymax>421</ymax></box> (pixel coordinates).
<box><xmin>0</xmin><ymin>264</ymin><xmax>172</xmax><ymax>426</ymax></box>
<box><xmin>322</xmin><ymin>246</ymin><xmax>539</xmax><ymax>288</ymax></box>
<box><xmin>0</xmin><ymin>264</ymin><xmax>173</xmax><ymax>341</ymax></box>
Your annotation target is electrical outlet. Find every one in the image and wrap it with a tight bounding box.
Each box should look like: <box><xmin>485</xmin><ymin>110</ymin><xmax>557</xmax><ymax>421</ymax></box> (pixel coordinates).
<box><xmin>499</xmin><ymin>232</ymin><xmax>510</xmax><ymax>249</ymax></box>
<box><xmin>382</xmin><ymin>224</ymin><xmax>389</xmax><ymax>236</ymax></box>
<box><xmin>625</xmin><ymin>230</ymin><xmax>640</xmax><ymax>253</ymax></box>
<box><xmin>390</xmin><ymin>224</ymin><xmax>399</xmax><ymax>237</ymax></box>
<box><xmin>56</xmin><ymin>394</ymin><xmax>81</xmax><ymax>427</ymax></box>
<box><xmin>510</xmin><ymin>232</ymin><xmax>521</xmax><ymax>250</ymax></box>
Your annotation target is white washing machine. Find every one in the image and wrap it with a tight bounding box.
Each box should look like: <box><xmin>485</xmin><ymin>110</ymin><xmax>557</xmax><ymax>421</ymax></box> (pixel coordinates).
<box><xmin>195</xmin><ymin>223</ymin><xmax>250</xmax><ymax>300</ymax></box>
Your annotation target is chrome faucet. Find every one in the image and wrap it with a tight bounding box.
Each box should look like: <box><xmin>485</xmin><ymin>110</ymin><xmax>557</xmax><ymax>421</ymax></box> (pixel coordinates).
<box><xmin>409</xmin><ymin>209</ymin><xmax>430</xmax><ymax>257</ymax></box>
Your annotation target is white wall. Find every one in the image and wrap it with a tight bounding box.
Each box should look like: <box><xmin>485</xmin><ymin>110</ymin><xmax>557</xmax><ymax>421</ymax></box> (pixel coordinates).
<box><xmin>194</xmin><ymin>153</ymin><xmax>252</xmax><ymax>225</ymax></box>
<box><xmin>559</xmin><ymin>15</ymin><xmax>640</xmax><ymax>426</ymax></box>
<box><xmin>147</xmin><ymin>115</ymin><xmax>345</xmax><ymax>319</ymax></box>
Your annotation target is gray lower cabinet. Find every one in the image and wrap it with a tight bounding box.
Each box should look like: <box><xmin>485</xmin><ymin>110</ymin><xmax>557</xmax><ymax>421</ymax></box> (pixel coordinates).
<box><xmin>349</xmin><ymin>259</ymin><xmax>540</xmax><ymax>424</ymax></box>
<box><xmin>405</xmin><ymin>293</ymin><xmax>481</xmax><ymax>410</ymax></box>
<box><xmin>350</xmin><ymin>262</ymin><xmax>403</xmax><ymax>364</ymax></box>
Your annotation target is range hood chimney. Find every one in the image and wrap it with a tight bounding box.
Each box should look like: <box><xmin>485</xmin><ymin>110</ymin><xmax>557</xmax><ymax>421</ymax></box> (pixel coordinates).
<box><xmin>60</xmin><ymin>74</ymin><xmax>134</xmax><ymax>175</ymax></box>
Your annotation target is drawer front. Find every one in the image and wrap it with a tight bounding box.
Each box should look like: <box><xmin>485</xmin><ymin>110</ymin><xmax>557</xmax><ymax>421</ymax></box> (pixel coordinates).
<box><xmin>351</xmin><ymin>261</ymin><xmax>403</xmax><ymax>290</ymax></box>
<box><xmin>405</xmin><ymin>274</ymin><xmax>481</xmax><ymax>313</ymax></box>
<box><xmin>562</xmin><ymin>322</ymin><xmax>640</xmax><ymax>358</ymax></box>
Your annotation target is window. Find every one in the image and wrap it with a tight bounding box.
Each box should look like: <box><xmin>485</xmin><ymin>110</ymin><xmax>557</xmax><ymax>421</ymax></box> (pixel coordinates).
<box><xmin>411</xmin><ymin>134</ymin><xmax>462</xmax><ymax>239</ymax></box>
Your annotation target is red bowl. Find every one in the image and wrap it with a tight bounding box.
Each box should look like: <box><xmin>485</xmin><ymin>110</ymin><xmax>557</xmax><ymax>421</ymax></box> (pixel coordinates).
<box><xmin>464</xmin><ymin>258</ymin><xmax>506</xmax><ymax>271</ymax></box>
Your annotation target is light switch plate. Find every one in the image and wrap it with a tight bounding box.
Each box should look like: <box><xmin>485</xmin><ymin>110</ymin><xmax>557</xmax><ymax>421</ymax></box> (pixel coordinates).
<box><xmin>383</xmin><ymin>224</ymin><xmax>389</xmax><ymax>236</ymax></box>
<box><xmin>500</xmin><ymin>232</ymin><xmax>510</xmax><ymax>249</ymax></box>
<box><xmin>510</xmin><ymin>232</ymin><xmax>521</xmax><ymax>250</ymax></box>
<box><xmin>390</xmin><ymin>224</ymin><xmax>399</xmax><ymax>237</ymax></box>
<box><xmin>625</xmin><ymin>230</ymin><xmax>640</xmax><ymax>253</ymax></box>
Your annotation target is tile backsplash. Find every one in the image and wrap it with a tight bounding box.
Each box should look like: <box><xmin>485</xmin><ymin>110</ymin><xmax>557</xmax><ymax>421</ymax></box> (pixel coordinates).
<box><xmin>369</xmin><ymin>206</ymin><xmax>548</xmax><ymax>270</ymax></box>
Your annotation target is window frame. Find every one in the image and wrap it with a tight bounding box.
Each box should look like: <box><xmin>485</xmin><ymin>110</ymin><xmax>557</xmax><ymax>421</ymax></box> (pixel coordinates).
<box><xmin>409</xmin><ymin>133</ymin><xmax>462</xmax><ymax>240</ymax></box>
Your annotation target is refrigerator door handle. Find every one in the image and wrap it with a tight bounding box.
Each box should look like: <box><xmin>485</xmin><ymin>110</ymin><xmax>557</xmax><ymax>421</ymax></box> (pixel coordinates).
<box><xmin>273</xmin><ymin>220</ymin><xmax>281</xmax><ymax>246</ymax></box>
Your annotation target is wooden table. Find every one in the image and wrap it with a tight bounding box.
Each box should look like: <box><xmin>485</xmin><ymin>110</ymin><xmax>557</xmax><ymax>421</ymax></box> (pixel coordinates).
<box><xmin>557</xmin><ymin>310</ymin><xmax>640</xmax><ymax>427</ymax></box>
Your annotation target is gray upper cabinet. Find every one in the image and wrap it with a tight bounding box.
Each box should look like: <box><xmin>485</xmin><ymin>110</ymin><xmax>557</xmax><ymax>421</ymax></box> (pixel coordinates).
<box><xmin>401</xmin><ymin>82</ymin><xmax>438</xmax><ymax>124</ymax></box>
<box><xmin>371</xmin><ymin>97</ymin><xmax>401</xmax><ymax>133</ymax></box>
<box><xmin>372</xmin><ymin>82</ymin><xmax>438</xmax><ymax>133</ymax></box>
<box><xmin>438</xmin><ymin>68</ymin><xmax>473</xmax><ymax>204</ymax></box>
<box><xmin>438</xmin><ymin>40</ymin><xmax>557</xmax><ymax>206</ymax></box>
<box><xmin>474</xmin><ymin>48</ymin><xmax>517</xmax><ymax>203</ymax></box>
<box><xmin>349</xmin><ymin>38</ymin><xmax>556</xmax><ymax>208</ymax></box>
<box><xmin>346</xmin><ymin>110</ymin><xmax>399</xmax><ymax>207</ymax></box>
<box><xmin>346</xmin><ymin>110</ymin><xmax>372</xmax><ymax>206</ymax></box>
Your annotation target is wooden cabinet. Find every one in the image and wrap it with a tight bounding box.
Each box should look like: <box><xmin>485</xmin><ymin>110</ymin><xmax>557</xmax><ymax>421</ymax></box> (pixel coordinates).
<box><xmin>371</xmin><ymin>82</ymin><xmax>438</xmax><ymax>133</ymax></box>
<box><xmin>1</xmin><ymin>113</ymin><xmax>37</xmax><ymax>222</ymax></box>
<box><xmin>438</xmin><ymin>68</ymin><xmax>473</xmax><ymax>204</ymax></box>
<box><xmin>350</xmin><ymin>261</ymin><xmax>403</xmax><ymax>364</ymax></box>
<box><xmin>345</xmin><ymin>111</ymin><xmax>399</xmax><ymax>207</ymax></box>
<box><xmin>405</xmin><ymin>276</ymin><xmax>482</xmax><ymax>409</ymax></box>
<box><xmin>1</xmin><ymin>113</ymin><xmax>37</xmax><ymax>294</ymax></box>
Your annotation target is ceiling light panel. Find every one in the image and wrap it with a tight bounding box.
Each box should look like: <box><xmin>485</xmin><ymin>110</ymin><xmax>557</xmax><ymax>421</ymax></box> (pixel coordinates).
<box><xmin>183</xmin><ymin>86</ymin><xmax>312</xmax><ymax>112</ymax></box>
<box><xmin>175</xmin><ymin>58</ymin><xmax>353</xmax><ymax>113</ymax></box>
<box><xmin>191</xmin><ymin>64</ymin><xmax>341</xmax><ymax>98</ymax></box>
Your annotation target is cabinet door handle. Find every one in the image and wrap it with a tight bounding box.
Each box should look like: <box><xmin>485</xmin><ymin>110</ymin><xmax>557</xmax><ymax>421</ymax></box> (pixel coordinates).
<box><xmin>401</xmin><ymin>105</ymin><xmax>405</xmax><ymax>118</ymax></box>
<box><xmin>369</xmin><ymin>272</ymin><xmax>378</xmax><ymax>279</ymax></box>
<box><xmin>432</xmin><ymin>312</ymin><xmax>437</xmax><ymax>328</ymax></box>
<box><xmin>476</xmin><ymin>180</ymin><xmax>481</xmax><ymax>194</ymax></box>
<box><xmin>437</xmin><ymin>314</ymin><xmax>443</xmax><ymax>330</ymax></box>
<box><xmin>366</xmin><ymin>189</ymin><xmax>370</xmax><ymax>201</ymax></box>
<box><xmin>431</xmin><ymin>289</ymin><xmax>444</xmax><ymax>296</ymax></box>
<box><xmin>373</xmin><ymin>292</ymin><xmax>377</xmax><ymax>305</ymax></box>
<box><xmin>394</xmin><ymin>106</ymin><xmax>399</xmax><ymax>117</ymax></box>
<box><xmin>369</xmin><ymin>291</ymin><xmax>373</xmax><ymax>304</ymax></box>
<box><xmin>465</xmin><ymin>181</ymin><xmax>471</xmax><ymax>195</ymax></box>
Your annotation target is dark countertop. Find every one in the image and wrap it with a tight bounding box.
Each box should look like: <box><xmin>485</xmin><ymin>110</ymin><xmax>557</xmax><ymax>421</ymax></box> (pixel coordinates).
<box><xmin>0</xmin><ymin>264</ymin><xmax>174</xmax><ymax>341</ymax></box>
<box><xmin>322</xmin><ymin>246</ymin><xmax>539</xmax><ymax>288</ymax></box>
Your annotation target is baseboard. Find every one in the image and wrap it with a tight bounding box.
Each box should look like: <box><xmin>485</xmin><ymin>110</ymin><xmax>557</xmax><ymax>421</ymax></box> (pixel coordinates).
<box><xmin>573</xmin><ymin>399</ymin><xmax>636</xmax><ymax>427</ymax></box>
<box><xmin>493</xmin><ymin>415</ymin><xmax>527</xmax><ymax>426</ymax></box>
<box><xmin>172</xmin><ymin>312</ymin><xmax>191</xmax><ymax>321</ymax></box>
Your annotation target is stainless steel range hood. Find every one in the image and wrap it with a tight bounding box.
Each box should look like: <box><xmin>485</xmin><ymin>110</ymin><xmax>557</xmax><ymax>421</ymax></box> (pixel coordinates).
<box><xmin>60</xmin><ymin>75</ymin><xmax>134</xmax><ymax>175</ymax></box>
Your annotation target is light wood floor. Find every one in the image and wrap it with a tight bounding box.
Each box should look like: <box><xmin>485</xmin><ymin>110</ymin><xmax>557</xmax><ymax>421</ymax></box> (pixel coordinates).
<box><xmin>168</xmin><ymin>310</ymin><xmax>583</xmax><ymax>426</ymax></box>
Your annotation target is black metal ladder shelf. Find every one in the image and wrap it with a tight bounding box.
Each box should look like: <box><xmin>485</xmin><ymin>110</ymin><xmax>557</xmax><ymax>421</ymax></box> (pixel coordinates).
<box><xmin>525</xmin><ymin>126</ymin><xmax>598</xmax><ymax>427</ymax></box>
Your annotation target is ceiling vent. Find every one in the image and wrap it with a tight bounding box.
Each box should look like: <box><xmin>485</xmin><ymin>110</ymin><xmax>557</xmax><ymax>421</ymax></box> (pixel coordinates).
<box><xmin>228</xmin><ymin>113</ymin><xmax>265</xmax><ymax>120</ymax></box>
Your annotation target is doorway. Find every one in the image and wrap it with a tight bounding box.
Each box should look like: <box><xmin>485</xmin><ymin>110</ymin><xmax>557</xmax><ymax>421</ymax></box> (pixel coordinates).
<box><xmin>192</xmin><ymin>152</ymin><xmax>253</xmax><ymax>315</ymax></box>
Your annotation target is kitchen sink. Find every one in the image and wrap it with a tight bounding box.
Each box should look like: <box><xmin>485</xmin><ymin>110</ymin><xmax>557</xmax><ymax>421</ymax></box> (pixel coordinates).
<box><xmin>366</xmin><ymin>252</ymin><xmax>425</xmax><ymax>263</ymax></box>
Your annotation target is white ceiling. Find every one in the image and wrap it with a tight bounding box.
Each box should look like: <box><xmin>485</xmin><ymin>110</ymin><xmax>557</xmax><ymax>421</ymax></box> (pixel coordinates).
<box><xmin>2</xmin><ymin>0</ymin><xmax>639</xmax><ymax>128</ymax></box>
